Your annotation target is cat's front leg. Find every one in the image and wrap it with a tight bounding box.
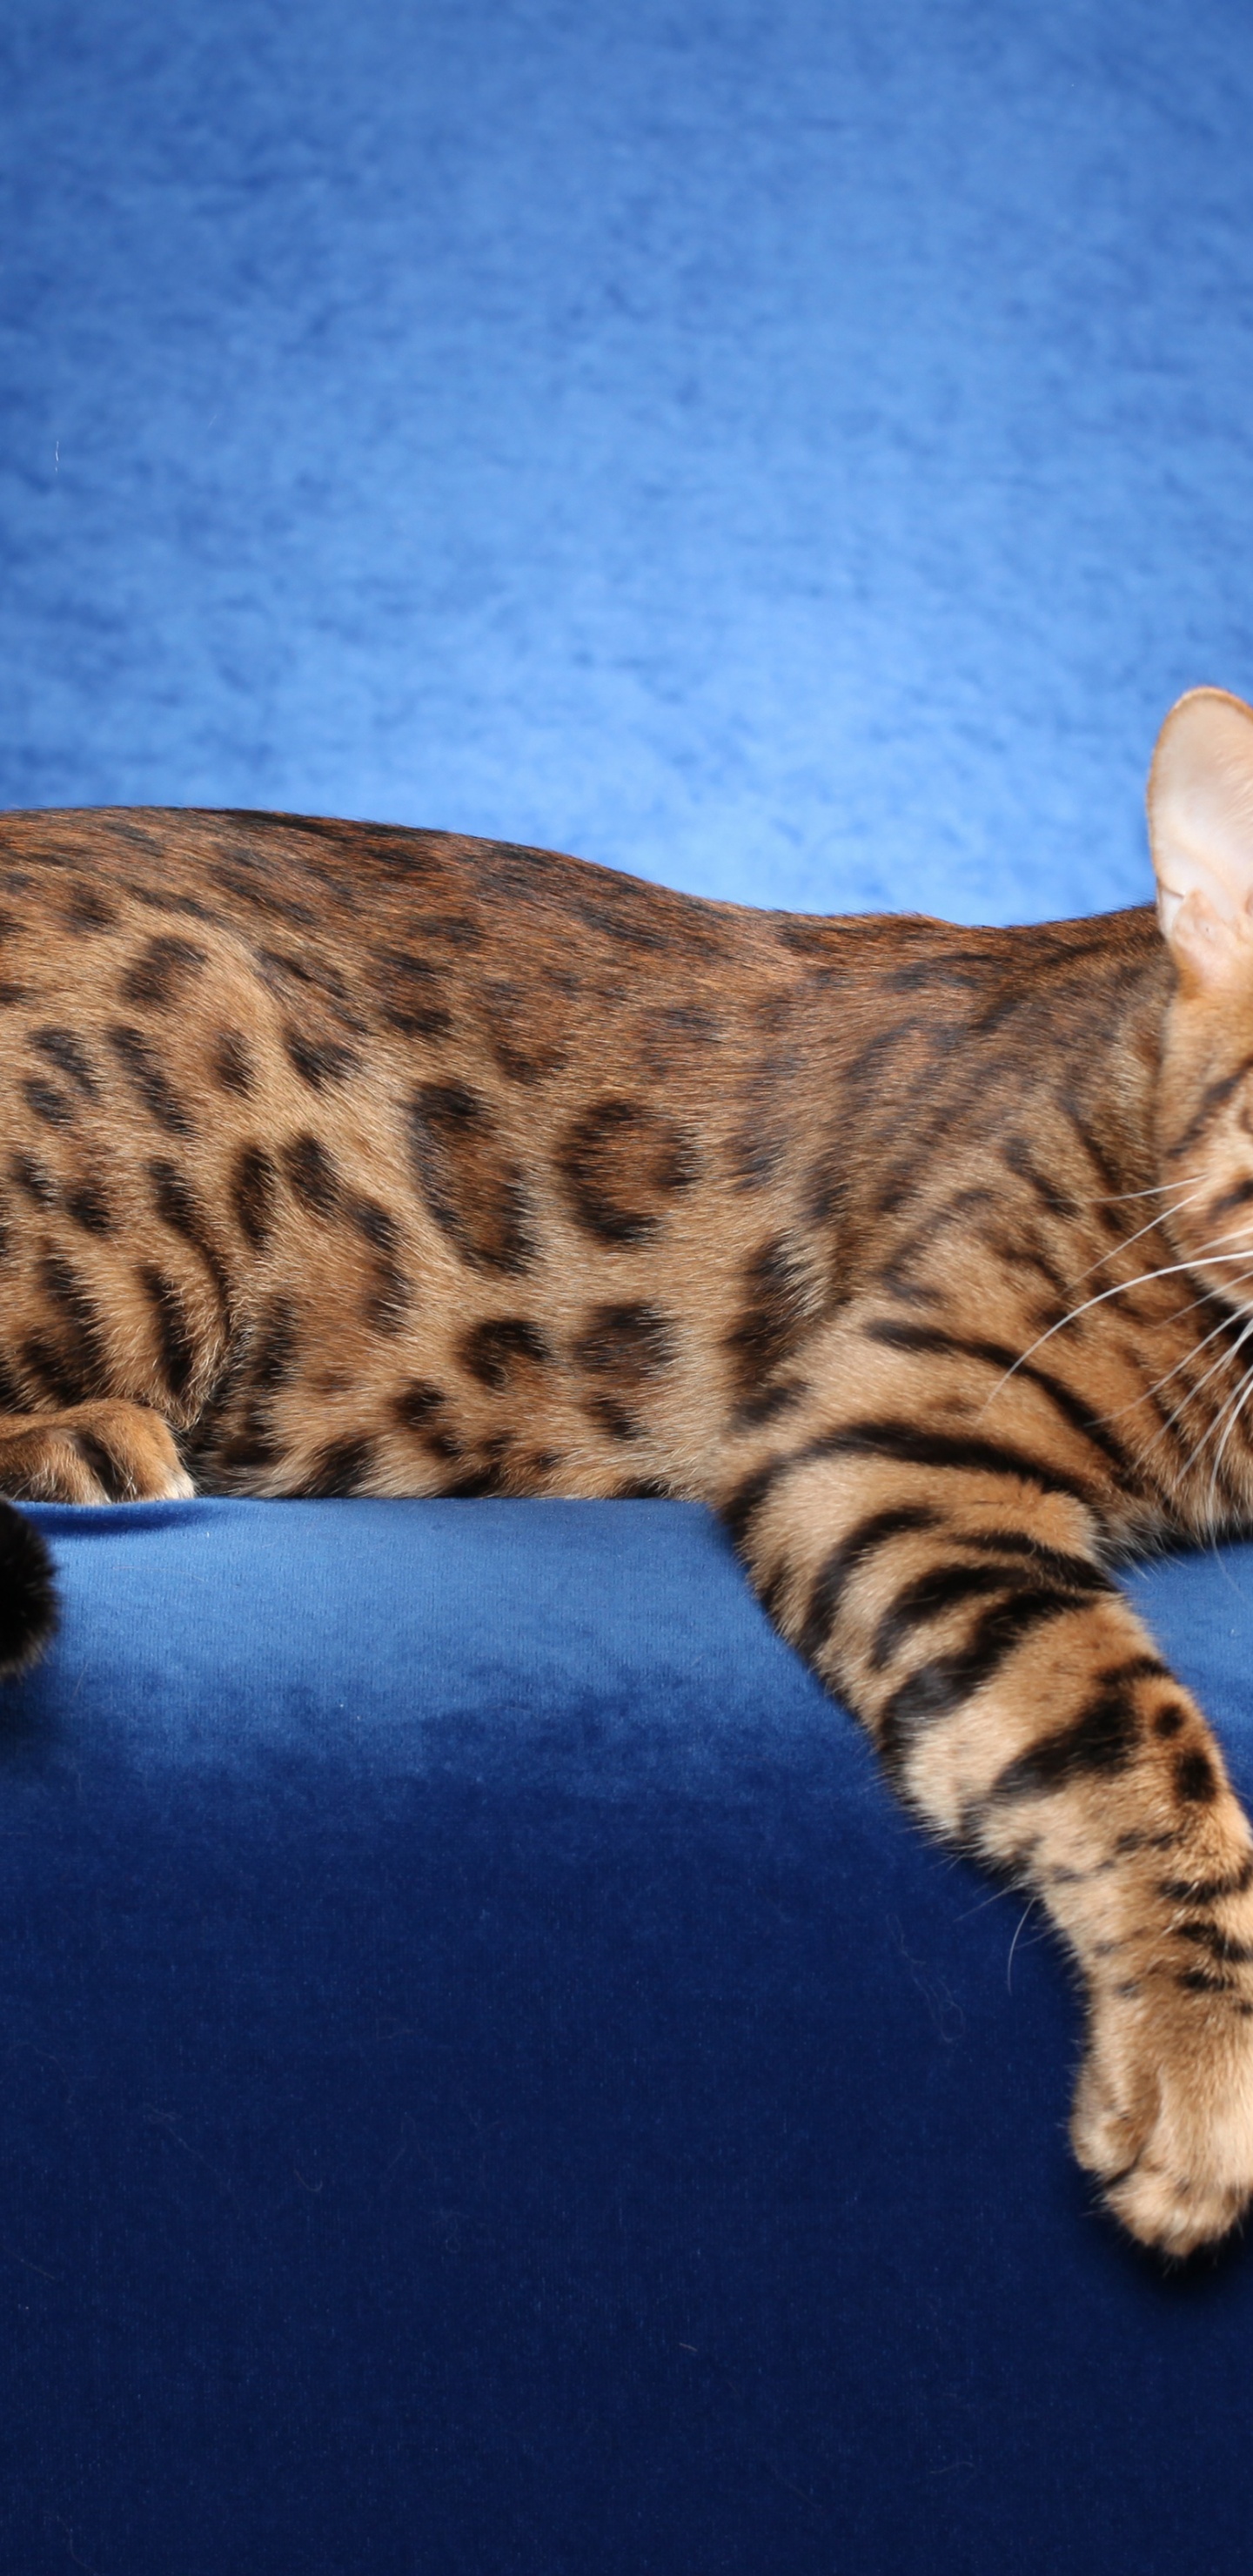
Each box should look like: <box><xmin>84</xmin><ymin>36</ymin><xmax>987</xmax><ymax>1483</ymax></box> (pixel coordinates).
<box><xmin>727</xmin><ymin>1428</ymin><xmax>1253</xmax><ymax>2255</ymax></box>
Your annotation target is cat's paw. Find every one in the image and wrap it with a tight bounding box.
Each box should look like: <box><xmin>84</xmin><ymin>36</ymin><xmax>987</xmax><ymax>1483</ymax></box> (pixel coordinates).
<box><xmin>1072</xmin><ymin>1971</ymin><xmax>1253</xmax><ymax>2257</ymax></box>
<box><xmin>0</xmin><ymin>1403</ymin><xmax>194</xmax><ymax>1505</ymax></box>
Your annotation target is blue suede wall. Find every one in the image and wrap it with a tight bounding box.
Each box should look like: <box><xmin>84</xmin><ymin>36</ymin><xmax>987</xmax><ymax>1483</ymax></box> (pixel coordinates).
<box><xmin>5</xmin><ymin>3</ymin><xmax>1253</xmax><ymax>2571</ymax></box>
<box><xmin>5</xmin><ymin>0</ymin><xmax>1253</xmax><ymax>919</ymax></box>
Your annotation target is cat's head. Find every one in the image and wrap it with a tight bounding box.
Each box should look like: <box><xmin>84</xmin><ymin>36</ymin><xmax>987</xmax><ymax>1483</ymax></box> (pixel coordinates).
<box><xmin>1151</xmin><ymin>687</ymin><xmax>1253</xmax><ymax>1298</ymax></box>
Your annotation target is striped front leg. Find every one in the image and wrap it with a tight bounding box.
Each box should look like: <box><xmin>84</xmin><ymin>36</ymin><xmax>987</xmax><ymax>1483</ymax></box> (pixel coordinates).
<box><xmin>724</xmin><ymin>1401</ymin><xmax>1253</xmax><ymax>2256</ymax></box>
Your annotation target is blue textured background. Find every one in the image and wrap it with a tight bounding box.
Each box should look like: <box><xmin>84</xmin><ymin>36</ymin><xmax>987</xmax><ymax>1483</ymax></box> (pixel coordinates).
<box><xmin>5</xmin><ymin>3</ymin><xmax>1253</xmax><ymax>2572</ymax></box>
<box><xmin>5</xmin><ymin>0</ymin><xmax>1253</xmax><ymax>918</ymax></box>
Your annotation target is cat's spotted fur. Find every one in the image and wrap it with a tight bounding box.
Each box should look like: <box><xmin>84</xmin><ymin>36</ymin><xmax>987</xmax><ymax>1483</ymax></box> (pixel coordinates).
<box><xmin>6</xmin><ymin>688</ymin><xmax>1253</xmax><ymax>2254</ymax></box>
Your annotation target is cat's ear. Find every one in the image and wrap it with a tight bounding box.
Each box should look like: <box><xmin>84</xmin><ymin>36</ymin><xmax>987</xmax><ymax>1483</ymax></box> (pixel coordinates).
<box><xmin>1149</xmin><ymin>688</ymin><xmax>1253</xmax><ymax>989</ymax></box>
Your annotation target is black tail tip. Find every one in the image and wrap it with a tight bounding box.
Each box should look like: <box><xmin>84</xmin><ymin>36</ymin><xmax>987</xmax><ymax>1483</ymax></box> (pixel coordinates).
<box><xmin>0</xmin><ymin>1504</ymin><xmax>58</xmax><ymax>1680</ymax></box>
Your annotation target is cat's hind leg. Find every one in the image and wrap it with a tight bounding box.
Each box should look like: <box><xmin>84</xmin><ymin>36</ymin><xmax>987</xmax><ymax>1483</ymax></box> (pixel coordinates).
<box><xmin>0</xmin><ymin>1402</ymin><xmax>194</xmax><ymax>1504</ymax></box>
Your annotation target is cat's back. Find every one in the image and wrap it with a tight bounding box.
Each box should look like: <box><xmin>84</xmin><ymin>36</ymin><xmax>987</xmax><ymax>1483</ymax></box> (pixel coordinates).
<box><xmin>0</xmin><ymin>802</ymin><xmax>1165</xmax><ymax>1083</ymax></box>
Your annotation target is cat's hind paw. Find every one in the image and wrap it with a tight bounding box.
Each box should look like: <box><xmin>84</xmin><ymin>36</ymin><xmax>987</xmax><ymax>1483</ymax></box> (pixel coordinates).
<box><xmin>0</xmin><ymin>1402</ymin><xmax>194</xmax><ymax>1506</ymax></box>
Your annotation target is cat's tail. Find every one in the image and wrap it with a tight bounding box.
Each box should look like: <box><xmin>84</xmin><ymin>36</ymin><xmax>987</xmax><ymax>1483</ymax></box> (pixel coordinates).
<box><xmin>0</xmin><ymin>1504</ymin><xmax>58</xmax><ymax>1679</ymax></box>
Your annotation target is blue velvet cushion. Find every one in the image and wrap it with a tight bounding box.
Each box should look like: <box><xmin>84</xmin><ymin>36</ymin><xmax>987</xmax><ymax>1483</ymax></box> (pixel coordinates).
<box><xmin>1</xmin><ymin>1499</ymin><xmax>1250</xmax><ymax>2573</ymax></box>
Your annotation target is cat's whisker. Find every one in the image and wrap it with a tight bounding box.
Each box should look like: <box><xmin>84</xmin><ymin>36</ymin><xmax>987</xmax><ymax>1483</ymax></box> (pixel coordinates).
<box><xmin>1068</xmin><ymin>1181</ymin><xmax>1212</xmax><ymax>1287</ymax></box>
<box><xmin>1088</xmin><ymin>1176</ymin><xmax>1205</xmax><ymax>1204</ymax></box>
<box><xmin>1176</xmin><ymin>1323</ymin><xmax>1253</xmax><ymax>1488</ymax></box>
<box><xmin>978</xmin><ymin>1248</ymin><xmax>1253</xmax><ymax>1416</ymax></box>
<box><xmin>1006</xmin><ymin>1901</ymin><xmax>1035</xmax><ymax>1995</ymax></box>
<box><xmin>1101</xmin><ymin>1306</ymin><xmax>1253</xmax><ymax>1453</ymax></box>
<box><xmin>1094</xmin><ymin>1285</ymin><xmax>1253</xmax><ymax>1430</ymax></box>
<box><xmin>1142</xmin><ymin>1281</ymin><xmax>1253</xmax><ymax>1400</ymax></box>
<box><xmin>1156</xmin><ymin>1305</ymin><xmax>1253</xmax><ymax>1457</ymax></box>
<box><xmin>1203</xmin><ymin>1369</ymin><xmax>1253</xmax><ymax>1534</ymax></box>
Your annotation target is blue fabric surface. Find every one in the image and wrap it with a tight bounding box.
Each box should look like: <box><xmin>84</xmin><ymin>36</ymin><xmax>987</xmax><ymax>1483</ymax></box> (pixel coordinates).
<box><xmin>6</xmin><ymin>0</ymin><xmax>1253</xmax><ymax>2567</ymax></box>
<box><xmin>4</xmin><ymin>0</ymin><xmax>1253</xmax><ymax>920</ymax></box>
<box><xmin>0</xmin><ymin>1499</ymin><xmax>1250</xmax><ymax>2576</ymax></box>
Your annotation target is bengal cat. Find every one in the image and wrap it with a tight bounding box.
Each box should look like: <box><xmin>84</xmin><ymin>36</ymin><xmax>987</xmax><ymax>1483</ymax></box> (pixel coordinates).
<box><xmin>4</xmin><ymin>686</ymin><xmax>1253</xmax><ymax>2254</ymax></box>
